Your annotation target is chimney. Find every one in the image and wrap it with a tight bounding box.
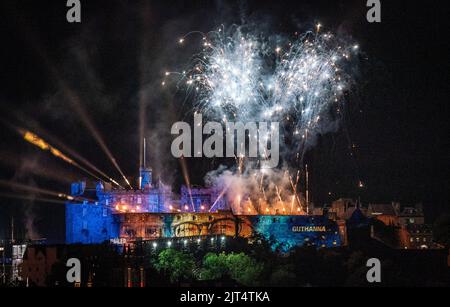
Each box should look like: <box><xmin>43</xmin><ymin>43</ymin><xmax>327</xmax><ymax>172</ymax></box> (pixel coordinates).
<box><xmin>139</xmin><ymin>138</ymin><xmax>152</xmax><ymax>190</ymax></box>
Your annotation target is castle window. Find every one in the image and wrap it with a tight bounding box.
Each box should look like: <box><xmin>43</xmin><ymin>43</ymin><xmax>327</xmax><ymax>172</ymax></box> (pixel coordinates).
<box><xmin>103</xmin><ymin>208</ymin><xmax>108</xmax><ymax>217</ymax></box>
<box><xmin>146</xmin><ymin>228</ymin><xmax>157</xmax><ymax>236</ymax></box>
<box><xmin>124</xmin><ymin>227</ymin><xmax>136</xmax><ymax>237</ymax></box>
<box><xmin>193</xmin><ymin>216</ymin><xmax>197</xmax><ymax>221</ymax></box>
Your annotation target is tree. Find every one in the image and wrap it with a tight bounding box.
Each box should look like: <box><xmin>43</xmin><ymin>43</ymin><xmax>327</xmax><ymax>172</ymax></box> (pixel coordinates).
<box><xmin>226</xmin><ymin>253</ymin><xmax>263</xmax><ymax>286</ymax></box>
<box><xmin>344</xmin><ymin>251</ymin><xmax>368</xmax><ymax>287</ymax></box>
<box><xmin>198</xmin><ymin>252</ymin><xmax>263</xmax><ymax>286</ymax></box>
<box><xmin>153</xmin><ymin>249</ymin><xmax>196</xmax><ymax>283</ymax></box>
<box><xmin>269</xmin><ymin>265</ymin><xmax>297</xmax><ymax>286</ymax></box>
<box><xmin>198</xmin><ymin>252</ymin><xmax>229</xmax><ymax>281</ymax></box>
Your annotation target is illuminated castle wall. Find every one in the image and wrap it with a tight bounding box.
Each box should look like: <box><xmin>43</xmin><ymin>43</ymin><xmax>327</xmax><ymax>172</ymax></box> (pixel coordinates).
<box><xmin>66</xmin><ymin>168</ymin><xmax>345</xmax><ymax>250</ymax></box>
<box><xmin>116</xmin><ymin>213</ymin><xmax>342</xmax><ymax>251</ymax></box>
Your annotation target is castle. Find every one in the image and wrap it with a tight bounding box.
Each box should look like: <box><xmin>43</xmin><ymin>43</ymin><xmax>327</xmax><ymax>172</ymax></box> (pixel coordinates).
<box><xmin>66</xmin><ymin>164</ymin><xmax>345</xmax><ymax>251</ymax></box>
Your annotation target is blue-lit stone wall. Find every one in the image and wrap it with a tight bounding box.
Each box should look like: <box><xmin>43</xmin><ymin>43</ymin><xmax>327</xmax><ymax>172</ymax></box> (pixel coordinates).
<box><xmin>66</xmin><ymin>180</ymin><xmax>342</xmax><ymax>250</ymax></box>
<box><xmin>180</xmin><ymin>186</ymin><xmax>228</xmax><ymax>212</ymax></box>
<box><xmin>250</xmin><ymin>216</ymin><xmax>342</xmax><ymax>251</ymax></box>
<box><xmin>66</xmin><ymin>203</ymin><xmax>120</xmax><ymax>244</ymax></box>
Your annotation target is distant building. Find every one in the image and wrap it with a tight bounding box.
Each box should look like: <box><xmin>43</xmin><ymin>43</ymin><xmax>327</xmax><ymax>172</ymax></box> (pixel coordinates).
<box><xmin>0</xmin><ymin>242</ymin><xmax>27</xmax><ymax>285</ymax></box>
<box><xmin>398</xmin><ymin>204</ymin><xmax>425</xmax><ymax>226</ymax></box>
<box><xmin>399</xmin><ymin>224</ymin><xmax>434</xmax><ymax>249</ymax></box>
<box><xmin>329</xmin><ymin>198</ymin><xmax>357</xmax><ymax>220</ymax></box>
<box><xmin>20</xmin><ymin>244</ymin><xmax>129</xmax><ymax>287</ymax></box>
<box><xmin>21</xmin><ymin>245</ymin><xmax>59</xmax><ymax>287</ymax></box>
<box><xmin>11</xmin><ymin>244</ymin><xmax>26</xmax><ymax>283</ymax></box>
<box><xmin>367</xmin><ymin>203</ymin><xmax>399</xmax><ymax>226</ymax></box>
<box><xmin>367</xmin><ymin>203</ymin><xmax>439</xmax><ymax>250</ymax></box>
<box><xmin>324</xmin><ymin>200</ymin><xmax>441</xmax><ymax>251</ymax></box>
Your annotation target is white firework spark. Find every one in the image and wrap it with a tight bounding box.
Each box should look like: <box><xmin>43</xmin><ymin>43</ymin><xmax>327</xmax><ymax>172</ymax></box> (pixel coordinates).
<box><xmin>166</xmin><ymin>24</ymin><xmax>359</xmax><ymax>158</ymax></box>
<box><xmin>268</xmin><ymin>30</ymin><xmax>357</xmax><ymax>136</ymax></box>
<box><xmin>180</xmin><ymin>26</ymin><xmax>266</xmax><ymax>119</ymax></box>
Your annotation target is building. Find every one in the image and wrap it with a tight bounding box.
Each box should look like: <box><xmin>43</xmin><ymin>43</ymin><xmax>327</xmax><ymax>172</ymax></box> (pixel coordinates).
<box><xmin>322</xmin><ymin>199</ymin><xmax>441</xmax><ymax>251</ymax></box>
<box><xmin>398</xmin><ymin>204</ymin><xmax>425</xmax><ymax>226</ymax></box>
<box><xmin>366</xmin><ymin>203</ymin><xmax>440</xmax><ymax>250</ymax></box>
<box><xmin>66</xmin><ymin>165</ymin><xmax>346</xmax><ymax>251</ymax></box>
<box><xmin>328</xmin><ymin>198</ymin><xmax>357</xmax><ymax>220</ymax></box>
<box><xmin>11</xmin><ymin>244</ymin><xmax>26</xmax><ymax>283</ymax></box>
<box><xmin>399</xmin><ymin>224</ymin><xmax>434</xmax><ymax>249</ymax></box>
<box><xmin>20</xmin><ymin>245</ymin><xmax>59</xmax><ymax>287</ymax></box>
<box><xmin>20</xmin><ymin>244</ymin><xmax>127</xmax><ymax>287</ymax></box>
<box><xmin>0</xmin><ymin>241</ymin><xmax>27</xmax><ymax>286</ymax></box>
<box><xmin>367</xmin><ymin>203</ymin><xmax>399</xmax><ymax>226</ymax></box>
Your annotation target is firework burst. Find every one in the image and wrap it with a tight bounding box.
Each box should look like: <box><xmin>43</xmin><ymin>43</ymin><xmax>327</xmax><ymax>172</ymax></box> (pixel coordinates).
<box><xmin>167</xmin><ymin>25</ymin><xmax>359</xmax><ymax>153</ymax></box>
<box><xmin>178</xmin><ymin>26</ymin><xmax>267</xmax><ymax>119</ymax></box>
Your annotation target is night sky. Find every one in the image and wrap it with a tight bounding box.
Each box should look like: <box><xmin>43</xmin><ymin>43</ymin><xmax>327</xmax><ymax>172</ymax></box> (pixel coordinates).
<box><xmin>0</xmin><ymin>0</ymin><xmax>448</xmax><ymax>242</ymax></box>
